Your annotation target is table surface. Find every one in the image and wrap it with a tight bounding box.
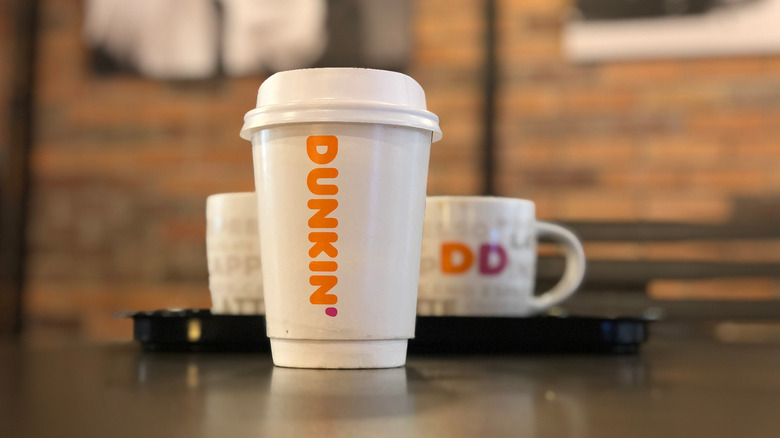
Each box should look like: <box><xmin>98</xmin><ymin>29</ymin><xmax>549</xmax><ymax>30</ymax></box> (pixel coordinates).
<box><xmin>3</xmin><ymin>321</ymin><xmax>780</xmax><ymax>438</ymax></box>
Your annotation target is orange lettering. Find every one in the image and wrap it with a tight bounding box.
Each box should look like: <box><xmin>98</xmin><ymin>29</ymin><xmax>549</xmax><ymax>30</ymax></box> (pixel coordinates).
<box><xmin>307</xmin><ymin>199</ymin><xmax>338</xmax><ymax>229</ymax></box>
<box><xmin>309</xmin><ymin>232</ymin><xmax>338</xmax><ymax>258</ymax></box>
<box><xmin>441</xmin><ymin>242</ymin><xmax>473</xmax><ymax>274</ymax></box>
<box><xmin>309</xmin><ymin>261</ymin><xmax>338</xmax><ymax>272</ymax></box>
<box><xmin>306</xmin><ymin>135</ymin><xmax>338</xmax><ymax>164</ymax></box>
<box><xmin>307</xmin><ymin>168</ymin><xmax>338</xmax><ymax>195</ymax></box>
<box><xmin>310</xmin><ymin>275</ymin><xmax>338</xmax><ymax>305</ymax></box>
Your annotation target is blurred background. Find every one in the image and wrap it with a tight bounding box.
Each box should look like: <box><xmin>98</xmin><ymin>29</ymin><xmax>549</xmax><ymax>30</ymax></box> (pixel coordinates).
<box><xmin>2</xmin><ymin>0</ymin><xmax>780</xmax><ymax>341</ymax></box>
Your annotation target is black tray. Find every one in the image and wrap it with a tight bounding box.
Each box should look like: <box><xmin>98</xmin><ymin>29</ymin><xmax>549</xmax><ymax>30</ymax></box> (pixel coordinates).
<box><xmin>130</xmin><ymin>309</ymin><xmax>648</xmax><ymax>355</ymax></box>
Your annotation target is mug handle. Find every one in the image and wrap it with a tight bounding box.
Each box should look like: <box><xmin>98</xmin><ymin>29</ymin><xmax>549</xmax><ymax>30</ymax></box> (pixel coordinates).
<box><xmin>529</xmin><ymin>221</ymin><xmax>586</xmax><ymax>313</ymax></box>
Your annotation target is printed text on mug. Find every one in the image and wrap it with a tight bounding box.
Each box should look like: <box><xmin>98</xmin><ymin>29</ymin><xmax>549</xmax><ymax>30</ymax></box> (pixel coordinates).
<box><xmin>441</xmin><ymin>242</ymin><xmax>507</xmax><ymax>275</ymax></box>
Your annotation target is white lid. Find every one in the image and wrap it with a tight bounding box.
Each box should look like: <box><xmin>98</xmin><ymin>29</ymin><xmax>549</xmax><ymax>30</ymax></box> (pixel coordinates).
<box><xmin>240</xmin><ymin>68</ymin><xmax>442</xmax><ymax>142</ymax></box>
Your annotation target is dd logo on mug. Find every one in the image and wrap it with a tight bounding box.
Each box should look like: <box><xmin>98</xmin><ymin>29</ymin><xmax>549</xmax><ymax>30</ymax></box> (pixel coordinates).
<box><xmin>440</xmin><ymin>242</ymin><xmax>508</xmax><ymax>275</ymax></box>
<box><xmin>418</xmin><ymin>196</ymin><xmax>586</xmax><ymax>317</ymax></box>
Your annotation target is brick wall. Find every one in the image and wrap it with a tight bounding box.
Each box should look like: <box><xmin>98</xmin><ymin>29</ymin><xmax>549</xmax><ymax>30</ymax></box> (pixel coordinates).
<box><xmin>492</xmin><ymin>0</ymin><xmax>780</xmax><ymax>300</ymax></box>
<box><xmin>28</xmin><ymin>0</ymin><xmax>255</xmax><ymax>337</ymax></box>
<box><xmin>23</xmin><ymin>0</ymin><xmax>780</xmax><ymax>339</ymax></box>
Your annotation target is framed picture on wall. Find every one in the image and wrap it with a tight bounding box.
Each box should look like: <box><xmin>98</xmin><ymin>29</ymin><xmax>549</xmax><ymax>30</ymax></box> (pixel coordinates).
<box><xmin>564</xmin><ymin>0</ymin><xmax>780</xmax><ymax>61</ymax></box>
<box><xmin>85</xmin><ymin>0</ymin><xmax>411</xmax><ymax>79</ymax></box>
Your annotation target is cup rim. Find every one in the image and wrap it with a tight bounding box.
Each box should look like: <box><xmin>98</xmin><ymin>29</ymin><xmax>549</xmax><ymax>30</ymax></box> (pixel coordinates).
<box><xmin>426</xmin><ymin>196</ymin><xmax>535</xmax><ymax>208</ymax></box>
<box><xmin>207</xmin><ymin>192</ymin><xmax>256</xmax><ymax>201</ymax></box>
<box><xmin>206</xmin><ymin>192</ymin><xmax>258</xmax><ymax>218</ymax></box>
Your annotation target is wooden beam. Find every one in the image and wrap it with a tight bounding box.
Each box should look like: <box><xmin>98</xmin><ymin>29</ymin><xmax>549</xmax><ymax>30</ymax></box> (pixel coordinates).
<box><xmin>481</xmin><ymin>0</ymin><xmax>497</xmax><ymax>195</ymax></box>
<box><xmin>0</xmin><ymin>0</ymin><xmax>37</xmax><ymax>335</ymax></box>
<box><xmin>538</xmin><ymin>259</ymin><xmax>780</xmax><ymax>286</ymax></box>
<box><xmin>558</xmin><ymin>221</ymin><xmax>780</xmax><ymax>242</ymax></box>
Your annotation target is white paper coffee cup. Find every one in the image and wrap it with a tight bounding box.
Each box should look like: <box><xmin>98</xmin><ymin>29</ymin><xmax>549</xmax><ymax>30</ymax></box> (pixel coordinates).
<box><xmin>240</xmin><ymin>68</ymin><xmax>442</xmax><ymax>368</ymax></box>
<box><xmin>206</xmin><ymin>192</ymin><xmax>264</xmax><ymax>315</ymax></box>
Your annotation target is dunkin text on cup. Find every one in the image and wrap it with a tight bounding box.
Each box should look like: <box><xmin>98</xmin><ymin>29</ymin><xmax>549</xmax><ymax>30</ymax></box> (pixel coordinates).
<box><xmin>306</xmin><ymin>135</ymin><xmax>340</xmax><ymax>318</ymax></box>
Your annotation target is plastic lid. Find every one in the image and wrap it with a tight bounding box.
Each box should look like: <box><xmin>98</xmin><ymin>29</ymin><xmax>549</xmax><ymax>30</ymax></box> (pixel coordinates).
<box><xmin>239</xmin><ymin>68</ymin><xmax>442</xmax><ymax>142</ymax></box>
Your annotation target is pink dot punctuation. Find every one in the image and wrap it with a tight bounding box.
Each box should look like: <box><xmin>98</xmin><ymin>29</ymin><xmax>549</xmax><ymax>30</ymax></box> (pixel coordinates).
<box><xmin>325</xmin><ymin>307</ymin><xmax>338</xmax><ymax>317</ymax></box>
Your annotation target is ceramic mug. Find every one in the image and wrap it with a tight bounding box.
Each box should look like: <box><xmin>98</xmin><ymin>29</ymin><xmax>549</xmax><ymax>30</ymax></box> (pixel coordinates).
<box><xmin>206</xmin><ymin>192</ymin><xmax>264</xmax><ymax>314</ymax></box>
<box><xmin>418</xmin><ymin>196</ymin><xmax>586</xmax><ymax>316</ymax></box>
